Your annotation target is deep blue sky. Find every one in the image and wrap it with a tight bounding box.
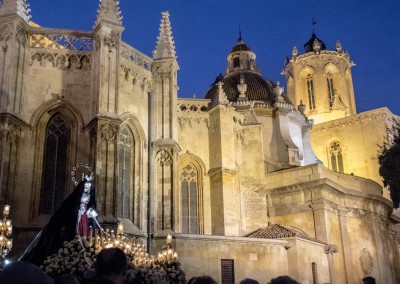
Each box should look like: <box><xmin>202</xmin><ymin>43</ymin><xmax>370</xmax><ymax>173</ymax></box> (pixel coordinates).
<box><xmin>28</xmin><ymin>0</ymin><xmax>400</xmax><ymax>115</ymax></box>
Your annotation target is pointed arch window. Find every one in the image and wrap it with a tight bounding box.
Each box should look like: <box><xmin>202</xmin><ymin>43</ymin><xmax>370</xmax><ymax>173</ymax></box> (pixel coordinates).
<box><xmin>118</xmin><ymin>127</ymin><xmax>134</xmax><ymax>219</ymax></box>
<box><xmin>181</xmin><ymin>164</ymin><xmax>201</xmax><ymax>234</ymax></box>
<box><xmin>40</xmin><ymin>113</ymin><xmax>70</xmax><ymax>214</ymax></box>
<box><xmin>327</xmin><ymin>74</ymin><xmax>334</xmax><ymax>107</ymax></box>
<box><xmin>329</xmin><ymin>141</ymin><xmax>344</xmax><ymax>173</ymax></box>
<box><xmin>307</xmin><ymin>74</ymin><xmax>316</xmax><ymax>110</ymax></box>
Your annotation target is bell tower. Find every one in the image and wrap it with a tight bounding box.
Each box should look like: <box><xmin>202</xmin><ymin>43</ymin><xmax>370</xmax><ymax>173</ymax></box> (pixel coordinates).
<box><xmin>282</xmin><ymin>29</ymin><xmax>357</xmax><ymax>124</ymax></box>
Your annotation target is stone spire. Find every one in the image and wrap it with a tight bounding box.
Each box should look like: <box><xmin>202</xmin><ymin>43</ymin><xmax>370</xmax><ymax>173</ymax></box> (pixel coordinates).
<box><xmin>0</xmin><ymin>0</ymin><xmax>31</xmax><ymax>22</ymax></box>
<box><xmin>94</xmin><ymin>0</ymin><xmax>123</xmax><ymax>28</ymax></box>
<box><xmin>153</xmin><ymin>11</ymin><xmax>176</xmax><ymax>60</ymax></box>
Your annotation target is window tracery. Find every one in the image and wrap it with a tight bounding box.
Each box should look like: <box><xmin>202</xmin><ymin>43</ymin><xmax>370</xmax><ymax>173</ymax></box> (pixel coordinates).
<box><xmin>327</xmin><ymin>73</ymin><xmax>334</xmax><ymax>107</ymax></box>
<box><xmin>180</xmin><ymin>163</ymin><xmax>200</xmax><ymax>234</ymax></box>
<box><xmin>307</xmin><ymin>74</ymin><xmax>316</xmax><ymax>110</ymax></box>
<box><xmin>40</xmin><ymin>113</ymin><xmax>70</xmax><ymax>214</ymax></box>
<box><xmin>329</xmin><ymin>140</ymin><xmax>344</xmax><ymax>173</ymax></box>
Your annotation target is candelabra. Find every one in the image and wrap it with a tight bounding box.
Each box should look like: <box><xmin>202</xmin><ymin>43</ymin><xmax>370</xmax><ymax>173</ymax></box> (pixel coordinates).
<box><xmin>0</xmin><ymin>205</ymin><xmax>13</xmax><ymax>264</ymax></box>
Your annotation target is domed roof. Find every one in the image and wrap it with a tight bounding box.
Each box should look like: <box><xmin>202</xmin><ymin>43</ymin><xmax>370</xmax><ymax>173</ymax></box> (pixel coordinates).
<box><xmin>303</xmin><ymin>33</ymin><xmax>326</xmax><ymax>53</ymax></box>
<box><xmin>205</xmin><ymin>71</ymin><xmax>276</xmax><ymax>104</ymax></box>
<box><xmin>231</xmin><ymin>33</ymin><xmax>253</xmax><ymax>53</ymax></box>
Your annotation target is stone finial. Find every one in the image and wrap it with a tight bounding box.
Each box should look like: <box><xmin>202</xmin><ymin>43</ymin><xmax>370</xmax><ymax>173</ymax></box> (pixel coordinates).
<box><xmin>298</xmin><ymin>100</ymin><xmax>306</xmax><ymax>114</ymax></box>
<box><xmin>331</xmin><ymin>90</ymin><xmax>347</xmax><ymax>111</ymax></box>
<box><xmin>243</xmin><ymin>102</ymin><xmax>259</xmax><ymax>125</ymax></box>
<box><xmin>0</xmin><ymin>0</ymin><xmax>31</xmax><ymax>22</ymax></box>
<box><xmin>336</xmin><ymin>40</ymin><xmax>343</xmax><ymax>53</ymax></box>
<box><xmin>153</xmin><ymin>11</ymin><xmax>176</xmax><ymax>60</ymax></box>
<box><xmin>237</xmin><ymin>73</ymin><xmax>247</xmax><ymax>100</ymax></box>
<box><xmin>292</xmin><ymin>46</ymin><xmax>298</xmax><ymax>58</ymax></box>
<box><xmin>216</xmin><ymin>81</ymin><xmax>228</xmax><ymax>105</ymax></box>
<box><xmin>273</xmin><ymin>81</ymin><xmax>284</xmax><ymax>97</ymax></box>
<box><xmin>313</xmin><ymin>39</ymin><xmax>321</xmax><ymax>54</ymax></box>
<box><xmin>94</xmin><ymin>0</ymin><xmax>123</xmax><ymax>28</ymax></box>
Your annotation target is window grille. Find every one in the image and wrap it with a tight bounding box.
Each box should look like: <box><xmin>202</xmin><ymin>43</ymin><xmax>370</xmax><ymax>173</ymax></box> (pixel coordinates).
<box><xmin>312</xmin><ymin>262</ymin><xmax>318</xmax><ymax>284</ymax></box>
<box><xmin>221</xmin><ymin>259</ymin><xmax>235</xmax><ymax>284</ymax></box>
<box><xmin>40</xmin><ymin>113</ymin><xmax>70</xmax><ymax>214</ymax></box>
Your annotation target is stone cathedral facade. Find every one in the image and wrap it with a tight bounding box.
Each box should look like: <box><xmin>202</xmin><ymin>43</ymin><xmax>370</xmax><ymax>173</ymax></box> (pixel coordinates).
<box><xmin>0</xmin><ymin>0</ymin><xmax>399</xmax><ymax>283</ymax></box>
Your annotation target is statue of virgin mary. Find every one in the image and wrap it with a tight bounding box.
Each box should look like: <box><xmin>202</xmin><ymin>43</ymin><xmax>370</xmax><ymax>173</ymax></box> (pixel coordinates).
<box><xmin>20</xmin><ymin>175</ymin><xmax>98</xmax><ymax>266</ymax></box>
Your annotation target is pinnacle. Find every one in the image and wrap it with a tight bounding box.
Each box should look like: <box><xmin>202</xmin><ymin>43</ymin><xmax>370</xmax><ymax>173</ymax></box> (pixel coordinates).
<box><xmin>0</xmin><ymin>0</ymin><xmax>32</xmax><ymax>22</ymax></box>
<box><xmin>153</xmin><ymin>11</ymin><xmax>176</xmax><ymax>60</ymax></box>
<box><xmin>94</xmin><ymin>0</ymin><xmax>123</xmax><ymax>28</ymax></box>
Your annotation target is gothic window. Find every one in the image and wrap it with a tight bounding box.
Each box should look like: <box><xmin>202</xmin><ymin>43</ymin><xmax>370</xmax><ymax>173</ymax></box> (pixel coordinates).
<box><xmin>330</xmin><ymin>141</ymin><xmax>344</xmax><ymax>173</ymax></box>
<box><xmin>40</xmin><ymin>113</ymin><xmax>70</xmax><ymax>214</ymax></box>
<box><xmin>307</xmin><ymin>74</ymin><xmax>316</xmax><ymax>110</ymax></box>
<box><xmin>327</xmin><ymin>74</ymin><xmax>334</xmax><ymax>107</ymax></box>
<box><xmin>233</xmin><ymin>57</ymin><xmax>240</xmax><ymax>68</ymax></box>
<box><xmin>118</xmin><ymin>127</ymin><xmax>134</xmax><ymax>219</ymax></box>
<box><xmin>312</xmin><ymin>262</ymin><xmax>318</xmax><ymax>284</ymax></box>
<box><xmin>181</xmin><ymin>164</ymin><xmax>199</xmax><ymax>234</ymax></box>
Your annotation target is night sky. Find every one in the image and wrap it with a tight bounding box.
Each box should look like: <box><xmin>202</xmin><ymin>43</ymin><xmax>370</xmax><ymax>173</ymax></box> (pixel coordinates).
<box><xmin>28</xmin><ymin>0</ymin><xmax>400</xmax><ymax>115</ymax></box>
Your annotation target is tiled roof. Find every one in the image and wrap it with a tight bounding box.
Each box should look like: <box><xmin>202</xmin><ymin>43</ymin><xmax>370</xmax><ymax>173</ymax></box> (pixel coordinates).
<box><xmin>245</xmin><ymin>224</ymin><xmax>328</xmax><ymax>245</ymax></box>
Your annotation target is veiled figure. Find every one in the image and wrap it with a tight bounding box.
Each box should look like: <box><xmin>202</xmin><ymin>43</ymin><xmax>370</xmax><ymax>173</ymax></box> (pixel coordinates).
<box><xmin>20</xmin><ymin>178</ymin><xmax>98</xmax><ymax>266</ymax></box>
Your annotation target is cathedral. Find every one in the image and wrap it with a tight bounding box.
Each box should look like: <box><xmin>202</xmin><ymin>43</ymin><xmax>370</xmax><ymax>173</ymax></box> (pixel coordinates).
<box><xmin>0</xmin><ymin>0</ymin><xmax>399</xmax><ymax>283</ymax></box>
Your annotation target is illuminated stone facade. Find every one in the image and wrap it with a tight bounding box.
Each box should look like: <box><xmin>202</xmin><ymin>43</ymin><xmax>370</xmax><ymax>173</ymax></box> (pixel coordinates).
<box><xmin>0</xmin><ymin>1</ymin><xmax>399</xmax><ymax>283</ymax></box>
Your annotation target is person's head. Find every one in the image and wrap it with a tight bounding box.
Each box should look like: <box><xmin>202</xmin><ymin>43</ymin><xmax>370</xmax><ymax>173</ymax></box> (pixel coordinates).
<box><xmin>362</xmin><ymin>276</ymin><xmax>376</xmax><ymax>284</ymax></box>
<box><xmin>240</xmin><ymin>278</ymin><xmax>260</xmax><ymax>284</ymax></box>
<box><xmin>191</xmin><ymin>276</ymin><xmax>217</xmax><ymax>284</ymax></box>
<box><xmin>54</xmin><ymin>273</ymin><xmax>79</xmax><ymax>284</ymax></box>
<box><xmin>96</xmin><ymin>247</ymin><xmax>127</xmax><ymax>281</ymax></box>
<box><xmin>270</xmin><ymin>275</ymin><xmax>300</xmax><ymax>284</ymax></box>
<box><xmin>0</xmin><ymin>261</ymin><xmax>54</xmax><ymax>284</ymax></box>
<box><xmin>84</xmin><ymin>181</ymin><xmax>91</xmax><ymax>193</ymax></box>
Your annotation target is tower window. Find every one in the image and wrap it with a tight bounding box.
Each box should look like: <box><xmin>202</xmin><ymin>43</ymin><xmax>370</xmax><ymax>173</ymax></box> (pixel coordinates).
<box><xmin>307</xmin><ymin>74</ymin><xmax>316</xmax><ymax>110</ymax></box>
<box><xmin>327</xmin><ymin>74</ymin><xmax>334</xmax><ymax>107</ymax></box>
<box><xmin>233</xmin><ymin>57</ymin><xmax>240</xmax><ymax>68</ymax></box>
<box><xmin>40</xmin><ymin>113</ymin><xmax>70</xmax><ymax>214</ymax></box>
<box><xmin>330</xmin><ymin>141</ymin><xmax>344</xmax><ymax>173</ymax></box>
<box><xmin>221</xmin><ymin>259</ymin><xmax>235</xmax><ymax>284</ymax></box>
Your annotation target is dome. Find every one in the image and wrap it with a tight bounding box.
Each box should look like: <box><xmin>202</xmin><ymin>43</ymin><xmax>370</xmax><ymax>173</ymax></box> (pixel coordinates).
<box><xmin>231</xmin><ymin>40</ymin><xmax>253</xmax><ymax>53</ymax></box>
<box><xmin>303</xmin><ymin>33</ymin><xmax>326</xmax><ymax>53</ymax></box>
<box><xmin>205</xmin><ymin>71</ymin><xmax>276</xmax><ymax>104</ymax></box>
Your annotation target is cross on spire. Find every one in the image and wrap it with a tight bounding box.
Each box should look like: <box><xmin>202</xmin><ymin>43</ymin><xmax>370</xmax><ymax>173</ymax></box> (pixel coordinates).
<box><xmin>312</xmin><ymin>18</ymin><xmax>317</xmax><ymax>34</ymax></box>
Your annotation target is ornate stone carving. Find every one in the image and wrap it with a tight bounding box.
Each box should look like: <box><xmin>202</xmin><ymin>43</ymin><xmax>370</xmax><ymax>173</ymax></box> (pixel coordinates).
<box><xmin>359</xmin><ymin>248</ymin><xmax>373</xmax><ymax>276</ymax></box>
<box><xmin>0</xmin><ymin>24</ymin><xmax>12</xmax><ymax>43</ymax></box>
<box><xmin>155</xmin><ymin>65</ymin><xmax>171</xmax><ymax>79</ymax></box>
<box><xmin>0</xmin><ymin>123</ymin><xmax>21</xmax><ymax>143</ymax></box>
<box><xmin>100</xmin><ymin>124</ymin><xmax>116</xmax><ymax>142</ymax></box>
<box><xmin>156</xmin><ymin>149</ymin><xmax>172</xmax><ymax>166</ymax></box>
<box><xmin>29</xmin><ymin>51</ymin><xmax>92</xmax><ymax>70</ymax></box>
<box><xmin>104</xmin><ymin>31</ymin><xmax>119</xmax><ymax>49</ymax></box>
<box><xmin>15</xmin><ymin>25</ymin><xmax>28</xmax><ymax>46</ymax></box>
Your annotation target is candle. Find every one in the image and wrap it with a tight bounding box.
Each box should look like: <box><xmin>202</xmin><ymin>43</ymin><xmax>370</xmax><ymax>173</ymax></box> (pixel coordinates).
<box><xmin>3</xmin><ymin>205</ymin><xmax>10</xmax><ymax>216</ymax></box>
<box><xmin>166</xmin><ymin>233</ymin><xmax>172</xmax><ymax>245</ymax></box>
<box><xmin>89</xmin><ymin>226</ymin><xmax>93</xmax><ymax>245</ymax></box>
<box><xmin>117</xmin><ymin>222</ymin><xmax>124</xmax><ymax>234</ymax></box>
